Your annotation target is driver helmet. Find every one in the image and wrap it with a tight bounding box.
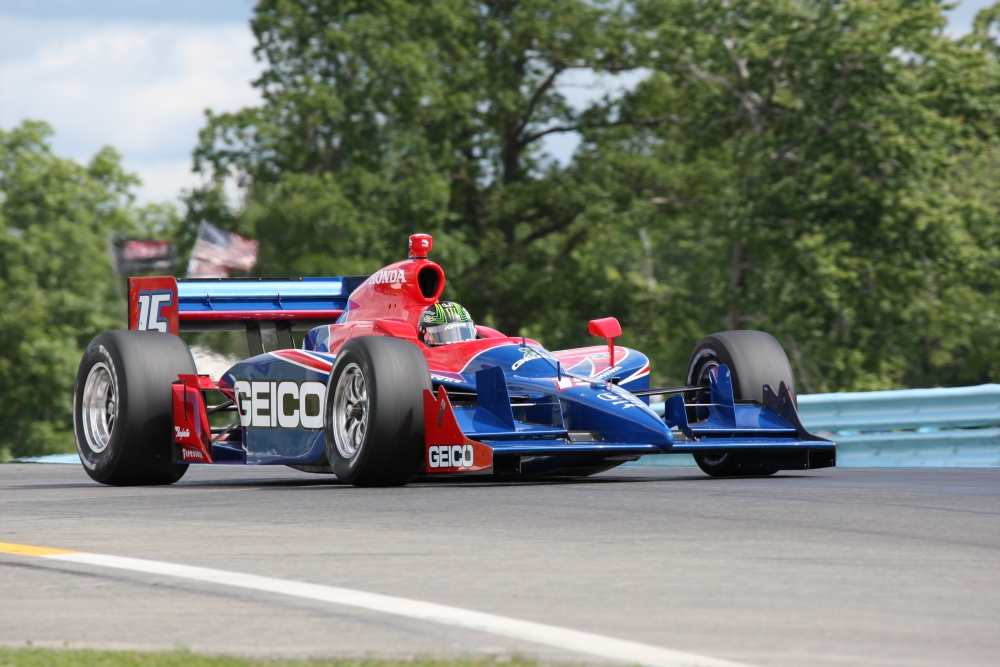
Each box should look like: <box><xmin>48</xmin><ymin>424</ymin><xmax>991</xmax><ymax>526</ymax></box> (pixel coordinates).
<box><xmin>419</xmin><ymin>301</ymin><xmax>477</xmax><ymax>346</ymax></box>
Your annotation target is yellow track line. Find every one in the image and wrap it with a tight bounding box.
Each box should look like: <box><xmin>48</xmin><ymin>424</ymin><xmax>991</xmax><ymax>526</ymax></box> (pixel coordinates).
<box><xmin>0</xmin><ymin>542</ymin><xmax>78</xmax><ymax>557</ymax></box>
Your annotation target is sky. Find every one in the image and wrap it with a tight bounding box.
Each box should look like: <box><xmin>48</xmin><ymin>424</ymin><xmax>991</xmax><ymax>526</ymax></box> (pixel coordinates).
<box><xmin>0</xmin><ymin>0</ymin><xmax>259</xmax><ymax>205</ymax></box>
<box><xmin>0</xmin><ymin>1</ymin><xmax>995</xmax><ymax>208</ymax></box>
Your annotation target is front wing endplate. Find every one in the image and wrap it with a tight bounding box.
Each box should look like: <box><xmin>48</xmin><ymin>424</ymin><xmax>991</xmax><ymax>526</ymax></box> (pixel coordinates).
<box><xmin>423</xmin><ymin>387</ymin><xmax>493</xmax><ymax>474</ymax></box>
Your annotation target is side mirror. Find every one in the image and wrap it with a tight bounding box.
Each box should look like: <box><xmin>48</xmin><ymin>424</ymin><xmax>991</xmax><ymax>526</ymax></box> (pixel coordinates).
<box><xmin>588</xmin><ymin>317</ymin><xmax>622</xmax><ymax>367</ymax></box>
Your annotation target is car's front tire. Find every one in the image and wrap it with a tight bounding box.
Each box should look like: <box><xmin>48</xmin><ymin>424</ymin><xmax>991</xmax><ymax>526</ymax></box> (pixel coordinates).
<box><xmin>74</xmin><ymin>331</ymin><xmax>195</xmax><ymax>485</ymax></box>
<box><xmin>685</xmin><ymin>330</ymin><xmax>796</xmax><ymax>477</ymax></box>
<box><xmin>324</xmin><ymin>336</ymin><xmax>430</xmax><ymax>486</ymax></box>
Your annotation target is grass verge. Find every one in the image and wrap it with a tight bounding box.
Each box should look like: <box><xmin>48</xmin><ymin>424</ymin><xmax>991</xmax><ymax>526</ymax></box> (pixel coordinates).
<box><xmin>0</xmin><ymin>649</ymin><xmax>548</xmax><ymax>667</ymax></box>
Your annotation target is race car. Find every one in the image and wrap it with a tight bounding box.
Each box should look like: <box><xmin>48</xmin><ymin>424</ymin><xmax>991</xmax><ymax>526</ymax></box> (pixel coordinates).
<box><xmin>73</xmin><ymin>233</ymin><xmax>835</xmax><ymax>486</ymax></box>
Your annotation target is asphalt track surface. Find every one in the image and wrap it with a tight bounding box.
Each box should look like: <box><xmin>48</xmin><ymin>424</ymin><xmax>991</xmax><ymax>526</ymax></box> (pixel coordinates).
<box><xmin>1</xmin><ymin>463</ymin><xmax>998</xmax><ymax>667</ymax></box>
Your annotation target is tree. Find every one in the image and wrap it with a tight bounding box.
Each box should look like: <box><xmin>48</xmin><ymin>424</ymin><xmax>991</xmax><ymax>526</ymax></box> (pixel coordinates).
<box><xmin>192</xmin><ymin>0</ymin><xmax>645</xmax><ymax>341</ymax></box>
<box><xmin>0</xmin><ymin>121</ymin><xmax>173</xmax><ymax>460</ymax></box>
<box><xmin>193</xmin><ymin>0</ymin><xmax>1000</xmax><ymax>391</ymax></box>
<box><xmin>597</xmin><ymin>0</ymin><xmax>1000</xmax><ymax>389</ymax></box>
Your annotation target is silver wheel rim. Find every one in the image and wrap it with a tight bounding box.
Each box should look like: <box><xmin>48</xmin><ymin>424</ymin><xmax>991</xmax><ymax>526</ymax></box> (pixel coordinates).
<box><xmin>82</xmin><ymin>362</ymin><xmax>116</xmax><ymax>453</ymax></box>
<box><xmin>332</xmin><ymin>362</ymin><xmax>368</xmax><ymax>459</ymax></box>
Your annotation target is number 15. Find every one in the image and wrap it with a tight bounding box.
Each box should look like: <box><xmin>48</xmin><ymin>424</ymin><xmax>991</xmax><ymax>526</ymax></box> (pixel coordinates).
<box><xmin>137</xmin><ymin>292</ymin><xmax>172</xmax><ymax>332</ymax></box>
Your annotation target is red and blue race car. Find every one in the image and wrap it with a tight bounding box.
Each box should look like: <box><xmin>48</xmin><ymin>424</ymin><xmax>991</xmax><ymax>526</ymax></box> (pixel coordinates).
<box><xmin>74</xmin><ymin>234</ymin><xmax>835</xmax><ymax>486</ymax></box>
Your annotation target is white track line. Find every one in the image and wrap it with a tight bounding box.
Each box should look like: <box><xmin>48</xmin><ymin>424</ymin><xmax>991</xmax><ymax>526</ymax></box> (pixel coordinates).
<box><xmin>10</xmin><ymin>543</ymin><xmax>753</xmax><ymax>667</ymax></box>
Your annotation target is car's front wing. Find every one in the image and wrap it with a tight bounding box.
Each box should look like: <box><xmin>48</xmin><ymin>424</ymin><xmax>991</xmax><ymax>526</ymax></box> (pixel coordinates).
<box><xmin>422</xmin><ymin>364</ymin><xmax>836</xmax><ymax>476</ymax></box>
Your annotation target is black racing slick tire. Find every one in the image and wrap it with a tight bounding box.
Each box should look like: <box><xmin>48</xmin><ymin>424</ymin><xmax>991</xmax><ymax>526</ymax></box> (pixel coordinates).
<box><xmin>685</xmin><ymin>330</ymin><xmax>795</xmax><ymax>477</ymax></box>
<box><xmin>324</xmin><ymin>336</ymin><xmax>431</xmax><ymax>487</ymax></box>
<box><xmin>74</xmin><ymin>330</ymin><xmax>196</xmax><ymax>485</ymax></box>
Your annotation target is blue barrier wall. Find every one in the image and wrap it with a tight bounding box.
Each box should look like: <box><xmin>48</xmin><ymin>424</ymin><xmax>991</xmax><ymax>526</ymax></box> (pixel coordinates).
<box><xmin>799</xmin><ymin>384</ymin><xmax>1000</xmax><ymax>468</ymax></box>
<box><xmin>636</xmin><ymin>384</ymin><xmax>1000</xmax><ymax>468</ymax></box>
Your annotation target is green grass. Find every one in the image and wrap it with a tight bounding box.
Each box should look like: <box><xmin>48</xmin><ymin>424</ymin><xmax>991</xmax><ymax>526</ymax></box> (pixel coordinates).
<box><xmin>0</xmin><ymin>649</ymin><xmax>550</xmax><ymax>667</ymax></box>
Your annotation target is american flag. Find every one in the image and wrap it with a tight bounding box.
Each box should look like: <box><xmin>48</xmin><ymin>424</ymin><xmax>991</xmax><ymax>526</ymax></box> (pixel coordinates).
<box><xmin>186</xmin><ymin>221</ymin><xmax>258</xmax><ymax>278</ymax></box>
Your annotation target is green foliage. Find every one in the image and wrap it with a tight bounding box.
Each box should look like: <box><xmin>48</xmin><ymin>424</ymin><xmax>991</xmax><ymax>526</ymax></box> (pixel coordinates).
<box><xmin>192</xmin><ymin>0</ymin><xmax>639</xmax><ymax>339</ymax></box>
<box><xmin>0</xmin><ymin>121</ymin><xmax>176</xmax><ymax>459</ymax></box>
<box><xmin>610</xmin><ymin>0</ymin><xmax>1000</xmax><ymax>389</ymax></box>
<box><xmin>189</xmin><ymin>0</ymin><xmax>1000</xmax><ymax>392</ymax></box>
<box><xmin>0</xmin><ymin>647</ymin><xmax>548</xmax><ymax>667</ymax></box>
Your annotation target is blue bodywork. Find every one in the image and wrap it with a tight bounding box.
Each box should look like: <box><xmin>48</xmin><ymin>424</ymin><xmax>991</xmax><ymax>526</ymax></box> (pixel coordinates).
<box><xmin>177</xmin><ymin>278</ymin><xmax>357</xmax><ymax>319</ymax></box>
<box><xmin>211</xmin><ymin>335</ymin><xmax>833</xmax><ymax>474</ymax></box>
<box><xmin>218</xmin><ymin>351</ymin><xmax>335</xmax><ymax>465</ymax></box>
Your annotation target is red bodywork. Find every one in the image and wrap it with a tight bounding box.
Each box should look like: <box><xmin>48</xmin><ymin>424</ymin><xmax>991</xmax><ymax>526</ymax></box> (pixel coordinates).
<box><xmin>128</xmin><ymin>276</ymin><xmax>179</xmax><ymax>333</ymax></box>
<box><xmin>423</xmin><ymin>387</ymin><xmax>495</xmax><ymax>473</ymax></box>
<box><xmin>171</xmin><ymin>374</ymin><xmax>216</xmax><ymax>463</ymax></box>
<box><xmin>319</xmin><ymin>244</ymin><xmax>556</xmax><ymax>365</ymax></box>
<box><xmin>322</xmin><ymin>254</ymin><xmax>444</xmax><ymax>349</ymax></box>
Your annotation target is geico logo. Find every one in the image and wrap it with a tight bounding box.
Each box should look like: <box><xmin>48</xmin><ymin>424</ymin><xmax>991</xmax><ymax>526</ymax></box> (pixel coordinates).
<box><xmin>427</xmin><ymin>444</ymin><xmax>475</xmax><ymax>469</ymax></box>
<box><xmin>234</xmin><ymin>380</ymin><xmax>325</xmax><ymax>429</ymax></box>
<box><xmin>368</xmin><ymin>269</ymin><xmax>407</xmax><ymax>285</ymax></box>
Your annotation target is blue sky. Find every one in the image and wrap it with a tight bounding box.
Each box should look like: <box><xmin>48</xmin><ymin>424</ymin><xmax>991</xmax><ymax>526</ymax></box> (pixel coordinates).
<box><xmin>0</xmin><ymin>1</ymin><xmax>259</xmax><ymax>204</ymax></box>
<box><xmin>0</xmin><ymin>1</ymin><xmax>994</xmax><ymax>206</ymax></box>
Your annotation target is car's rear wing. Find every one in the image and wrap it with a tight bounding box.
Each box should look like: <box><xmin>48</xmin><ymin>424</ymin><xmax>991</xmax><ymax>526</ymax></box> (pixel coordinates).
<box><xmin>128</xmin><ymin>275</ymin><xmax>368</xmax><ymax>353</ymax></box>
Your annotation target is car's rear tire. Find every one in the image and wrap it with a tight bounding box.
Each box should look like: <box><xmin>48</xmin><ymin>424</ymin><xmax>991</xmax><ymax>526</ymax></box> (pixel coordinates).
<box><xmin>74</xmin><ymin>331</ymin><xmax>195</xmax><ymax>485</ymax></box>
<box><xmin>324</xmin><ymin>336</ymin><xmax>430</xmax><ymax>486</ymax></box>
<box><xmin>685</xmin><ymin>330</ymin><xmax>795</xmax><ymax>477</ymax></box>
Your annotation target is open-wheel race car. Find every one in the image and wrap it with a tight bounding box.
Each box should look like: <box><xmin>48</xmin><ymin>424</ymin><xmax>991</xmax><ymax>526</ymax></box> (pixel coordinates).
<box><xmin>74</xmin><ymin>234</ymin><xmax>835</xmax><ymax>486</ymax></box>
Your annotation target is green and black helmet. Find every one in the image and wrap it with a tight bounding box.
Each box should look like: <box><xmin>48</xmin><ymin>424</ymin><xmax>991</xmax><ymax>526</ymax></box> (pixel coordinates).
<box><xmin>419</xmin><ymin>301</ymin><xmax>477</xmax><ymax>346</ymax></box>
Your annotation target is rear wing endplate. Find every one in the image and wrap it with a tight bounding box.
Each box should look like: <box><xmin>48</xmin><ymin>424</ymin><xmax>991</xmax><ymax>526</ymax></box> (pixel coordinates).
<box><xmin>128</xmin><ymin>275</ymin><xmax>368</xmax><ymax>352</ymax></box>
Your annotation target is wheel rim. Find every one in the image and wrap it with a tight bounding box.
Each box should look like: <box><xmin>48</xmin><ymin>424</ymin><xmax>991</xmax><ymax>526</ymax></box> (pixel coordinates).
<box><xmin>694</xmin><ymin>360</ymin><xmax>728</xmax><ymax>465</ymax></box>
<box><xmin>82</xmin><ymin>362</ymin><xmax>116</xmax><ymax>453</ymax></box>
<box><xmin>332</xmin><ymin>362</ymin><xmax>369</xmax><ymax>459</ymax></box>
<box><xmin>692</xmin><ymin>359</ymin><xmax>719</xmax><ymax>420</ymax></box>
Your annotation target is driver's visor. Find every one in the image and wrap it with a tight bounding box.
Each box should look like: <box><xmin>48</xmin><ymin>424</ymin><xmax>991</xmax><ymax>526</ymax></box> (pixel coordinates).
<box><xmin>423</xmin><ymin>321</ymin><xmax>477</xmax><ymax>345</ymax></box>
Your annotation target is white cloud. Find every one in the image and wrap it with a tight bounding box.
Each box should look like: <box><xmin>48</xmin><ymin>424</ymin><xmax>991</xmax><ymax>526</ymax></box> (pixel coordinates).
<box><xmin>0</xmin><ymin>14</ymin><xmax>262</xmax><ymax>205</ymax></box>
<box><xmin>126</xmin><ymin>157</ymin><xmax>200</xmax><ymax>204</ymax></box>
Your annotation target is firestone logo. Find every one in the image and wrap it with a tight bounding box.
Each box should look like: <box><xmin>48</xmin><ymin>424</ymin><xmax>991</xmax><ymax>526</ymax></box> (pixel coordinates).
<box><xmin>369</xmin><ymin>269</ymin><xmax>407</xmax><ymax>286</ymax></box>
